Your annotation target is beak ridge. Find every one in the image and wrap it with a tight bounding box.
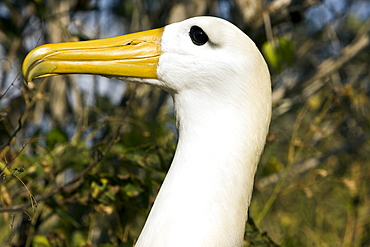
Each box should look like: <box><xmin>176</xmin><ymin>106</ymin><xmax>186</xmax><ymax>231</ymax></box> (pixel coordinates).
<box><xmin>22</xmin><ymin>28</ymin><xmax>164</xmax><ymax>82</ymax></box>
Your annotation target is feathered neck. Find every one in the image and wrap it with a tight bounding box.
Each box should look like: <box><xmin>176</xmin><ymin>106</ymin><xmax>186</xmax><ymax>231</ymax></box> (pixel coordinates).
<box><xmin>135</xmin><ymin>85</ymin><xmax>271</xmax><ymax>246</ymax></box>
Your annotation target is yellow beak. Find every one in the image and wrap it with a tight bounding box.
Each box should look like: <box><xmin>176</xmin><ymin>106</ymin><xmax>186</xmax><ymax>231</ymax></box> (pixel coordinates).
<box><xmin>22</xmin><ymin>28</ymin><xmax>163</xmax><ymax>82</ymax></box>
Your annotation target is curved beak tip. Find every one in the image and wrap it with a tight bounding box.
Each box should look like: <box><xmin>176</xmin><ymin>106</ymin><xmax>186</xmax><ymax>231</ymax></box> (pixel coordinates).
<box><xmin>22</xmin><ymin>28</ymin><xmax>164</xmax><ymax>82</ymax></box>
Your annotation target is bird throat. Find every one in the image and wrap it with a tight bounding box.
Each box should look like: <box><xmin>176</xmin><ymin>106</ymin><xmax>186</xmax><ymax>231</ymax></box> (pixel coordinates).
<box><xmin>135</xmin><ymin>92</ymin><xmax>265</xmax><ymax>246</ymax></box>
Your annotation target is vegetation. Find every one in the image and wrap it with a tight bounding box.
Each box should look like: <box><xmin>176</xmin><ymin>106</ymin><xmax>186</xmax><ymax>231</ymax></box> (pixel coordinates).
<box><xmin>0</xmin><ymin>0</ymin><xmax>369</xmax><ymax>246</ymax></box>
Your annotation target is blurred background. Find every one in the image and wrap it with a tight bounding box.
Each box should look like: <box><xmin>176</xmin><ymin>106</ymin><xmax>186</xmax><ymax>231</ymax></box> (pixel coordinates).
<box><xmin>0</xmin><ymin>0</ymin><xmax>369</xmax><ymax>246</ymax></box>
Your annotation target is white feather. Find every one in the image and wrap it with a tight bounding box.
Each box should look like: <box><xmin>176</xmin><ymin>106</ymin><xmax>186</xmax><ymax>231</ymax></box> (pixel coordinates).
<box><xmin>135</xmin><ymin>17</ymin><xmax>271</xmax><ymax>246</ymax></box>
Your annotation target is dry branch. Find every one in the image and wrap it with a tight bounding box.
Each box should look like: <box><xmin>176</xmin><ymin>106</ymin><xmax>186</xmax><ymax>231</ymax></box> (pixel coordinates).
<box><xmin>272</xmin><ymin>20</ymin><xmax>370</xmax><ymax>105</ymax></box>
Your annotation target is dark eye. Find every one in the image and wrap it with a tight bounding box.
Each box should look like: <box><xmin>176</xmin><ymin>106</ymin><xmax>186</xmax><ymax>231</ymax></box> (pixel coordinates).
<box><xmin>189</xmin><ymin>26</ymin><xmax>209</xmax><ymax>45</ymax></box>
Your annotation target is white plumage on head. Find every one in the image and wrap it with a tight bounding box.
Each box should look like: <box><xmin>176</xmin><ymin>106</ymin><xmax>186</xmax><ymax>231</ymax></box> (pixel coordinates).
<box><xmin>22</xmin><ymin>16</ymin><xmax>271</xmax><ymax>247</ymax></box>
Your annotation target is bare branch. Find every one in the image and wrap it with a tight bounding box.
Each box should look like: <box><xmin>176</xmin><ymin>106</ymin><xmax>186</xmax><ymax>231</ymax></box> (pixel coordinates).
<box><xmin>273</xmin><ymin>20</ymin><xmax>370</xmax><ymax>105</ymax></box>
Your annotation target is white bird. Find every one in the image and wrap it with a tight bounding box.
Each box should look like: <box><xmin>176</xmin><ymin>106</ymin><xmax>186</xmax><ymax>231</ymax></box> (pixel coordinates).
<box><xmin>23</xmin><ymin>16</ymin><xmax>271</xmax><ymax>247</ymax></box>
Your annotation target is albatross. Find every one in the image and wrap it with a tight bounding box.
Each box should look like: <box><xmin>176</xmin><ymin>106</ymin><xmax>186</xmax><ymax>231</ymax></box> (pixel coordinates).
<box><xmin>22</xmin><ymin>16</ymin><xmax>271</xmax><ymax>246</ymax></box>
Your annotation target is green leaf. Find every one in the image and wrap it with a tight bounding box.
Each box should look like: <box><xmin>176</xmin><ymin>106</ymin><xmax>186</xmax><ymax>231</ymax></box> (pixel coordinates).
<box><xmin>46</xmin><ymin>128</ymin><xmax>68</xmax><ymax>149</ymax></box>
<box><xmin>122</xmin><ymin>183</ymin><xmax>143</xmax><ymax>197</ymax></box>
<box><xmin>32</xmin><ymin>235</ymin><xmax>51</xmax><ymax>247</ymax></box>
<box><xmin>262</xmin><ymin>37</ymin><xmax>295</xmax><ymax>72</ymax></box>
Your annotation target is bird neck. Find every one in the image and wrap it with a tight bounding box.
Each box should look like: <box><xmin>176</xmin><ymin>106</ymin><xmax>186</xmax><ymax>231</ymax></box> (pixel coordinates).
<box><xmin>136</xmin><ymin>90</ymin><xmax>270</xmax><ymax>246</ymax></box>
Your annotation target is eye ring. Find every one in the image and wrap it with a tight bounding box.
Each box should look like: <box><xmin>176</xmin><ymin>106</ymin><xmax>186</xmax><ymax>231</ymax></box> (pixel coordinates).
<box><xmin>189</xmin><ymin>26</ymin><xmax>209</xmax><ymax>46</ymax></box>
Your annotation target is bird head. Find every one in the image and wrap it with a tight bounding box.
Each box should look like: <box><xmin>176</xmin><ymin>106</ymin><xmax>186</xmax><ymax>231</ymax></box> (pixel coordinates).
<box><xmin>22</xmin><ymin>16</ymin><xmax>269</xmax><ymax>100</ymax></box>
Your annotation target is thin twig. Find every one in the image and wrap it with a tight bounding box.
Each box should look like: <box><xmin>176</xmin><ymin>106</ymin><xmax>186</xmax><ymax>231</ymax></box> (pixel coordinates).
<box><xmin>255</xmin><ymin>101</ymin><xmax>310</xmax><ymax>225</ymax></box>
<box><xmin>0</xmin><ymin>83</ymin><xmax>137</xmax><ymax>213</ymax></box>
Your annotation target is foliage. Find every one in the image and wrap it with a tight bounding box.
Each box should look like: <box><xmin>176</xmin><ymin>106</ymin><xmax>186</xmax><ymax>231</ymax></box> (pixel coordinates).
<box><xmin>0</xmin><ymin>93</ymin><xmax>173</xmax><ymax>245</ymax></box>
